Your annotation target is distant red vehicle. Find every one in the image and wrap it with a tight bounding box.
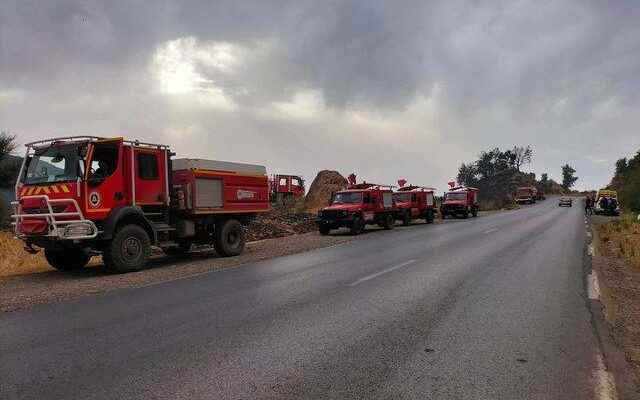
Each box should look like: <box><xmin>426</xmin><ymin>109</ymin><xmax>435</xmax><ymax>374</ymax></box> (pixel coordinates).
<box><xmin>515</xmin><ymin>186</ymin><xmax>538</xmax><ymax>204</ymax></box>
<box><xmin>316</xmin><ymin>179</ymin><xmax>397</xmax><ymax>235</ymax></box>
<box><xmin>440</xmin><ymin>186</ymin><xmax>479</xmax><ymax>219</ymax></box>
<box><xmin>393</xmin><ymin>184</ymin><xmax>436</xmax><ymax>225</ymax></box>
<box><xmin>269</xmin><ymin>174</ymin><xmax>305</xmax><ymax>204</ymax></box>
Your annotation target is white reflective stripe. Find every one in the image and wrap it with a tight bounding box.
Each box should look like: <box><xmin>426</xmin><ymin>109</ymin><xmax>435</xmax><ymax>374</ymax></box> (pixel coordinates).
<box><xmin>347</xmin><ymin>260</ymin><xmax>417</xmax><ymax>286</ymax></box>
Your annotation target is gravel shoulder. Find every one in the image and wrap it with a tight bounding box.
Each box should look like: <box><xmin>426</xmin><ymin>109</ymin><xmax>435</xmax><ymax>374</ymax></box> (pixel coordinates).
<box><xmin>590</xmin><ymin>214</ymin><xmax>640</xmax><ymax>397</ymax></box>
<box><xmin>0</xmin><ymin>232</ymin><xmax>354</xmax><ymax>312</ymax></box>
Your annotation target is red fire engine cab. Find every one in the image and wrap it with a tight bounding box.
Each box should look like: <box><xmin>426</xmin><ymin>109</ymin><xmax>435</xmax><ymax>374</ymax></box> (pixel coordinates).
<box><xmin>440</xmin><ymin>186</ymin><xmax>479</xmax><ymax>219</ymax></box>
<box><xmin>12</xmin><ymin>136</ymin><xmax>269</xmax><ymax>273</ymax></box>
<box><xmin>316</xmin><ymin>179</ymin><xmax>397</xmax><ymax>235</ymax></box>
<box><xmin>269</xmin><ymin>174</ymin><xmax>305</xmax><ymax>204</ymax></box>
<box><xmin>393</xmin><ymin>183</ymin><xmax>436</xmax><ymax>225</ymax></box>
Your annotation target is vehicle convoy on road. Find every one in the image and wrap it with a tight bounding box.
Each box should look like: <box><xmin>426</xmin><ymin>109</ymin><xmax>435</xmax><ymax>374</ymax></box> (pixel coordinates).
<box><xmin>12</xmin><ymin>136</ymin><xmax>269</xmax><ymax>273</ymax></box>
<box><xmin>269</xmin><ymin>174</ymin><xmax>305</xmax><ymax>204</ymax></box>
<box><xmin>515</xmin><ymin>186</ymin><xmax>538</xmax><ymax>204</ymax></box>
<box><xmin>593</xmin><ymin>189</ymin><xmax>620</xmax><ymax>216</ymax></box>
<box><xmin>393</xmin><ymin>183</ymin><xmax>436</xmax><ymax>225</ymax></box>
<box><xmin>316</xmin><ymin>176</ymin><xmax>397</xmax><ymax>235</ymax></box>
<box><xmin>440</xmin><ymin>186</ymin><xmax>479</xmax><ymax>219</ymax></box>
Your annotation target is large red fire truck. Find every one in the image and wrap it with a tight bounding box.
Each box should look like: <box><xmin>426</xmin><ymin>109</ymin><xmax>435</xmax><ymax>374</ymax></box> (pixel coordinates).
<box><xmin>12</xmin><ymin>136</ymin><xmax>269</xmax><ymax>273</ymax></box>
<box><xmin>316</xmin><ymin>177</ymin><xmax>397</xmax><ymax>235</ymax></box>
<box><xmin>440</xmin><ymin>186</ymin><xmax>479</xmax><ymax>219</ymax></box>
<box><xmin>269</xmin><ymin>174</ymin><xmax>305</xmax><ymax>204</ymax></box>
<box><xmin>393</xmin><ymin>183</ymin><xmax>436</xmax><ymax>225</ymax></box>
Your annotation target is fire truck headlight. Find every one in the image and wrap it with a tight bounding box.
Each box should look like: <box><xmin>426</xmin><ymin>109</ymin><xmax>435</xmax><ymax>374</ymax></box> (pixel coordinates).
<box><xmin>62</xmin><ymin>223</ymin><xmax>95</xmax><ymax>238</ymax></box>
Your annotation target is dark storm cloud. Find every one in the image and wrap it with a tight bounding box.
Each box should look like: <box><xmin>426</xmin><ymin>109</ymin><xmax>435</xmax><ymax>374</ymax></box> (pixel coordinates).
<box><xmin>2</xmin><ymin>0</ymin><xmax>640</xmax><ymax>189</ymax></box>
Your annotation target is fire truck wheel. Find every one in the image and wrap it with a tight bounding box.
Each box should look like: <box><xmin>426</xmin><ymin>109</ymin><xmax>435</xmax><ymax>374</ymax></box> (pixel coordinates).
<box><xmin>44</xmin><ymin>249</ymin><xmax>90</xmax><ymax>271</ymax></box>
<box><xmin>402</xmin><ymin>211</ymin><xmax>411</xmax><ymax>226</ymax></box>
<box><xmin>104</xmin><ymin>224</ymin><xmax>151</xmax><ymax>273</ymax></box>
<box><xmin>350</xmin><ymin>215</ymin><xmax>365</xmax><ymax>235</ymax></box>
<box><xmin>383</xmin><ymin>214</ymin><xmax>395</xmax><ymax>230</ymax></box>
<box><xmin>319</xmin><ymin>224</ymin><xmax>331</xmax><ymax>236</ymax></box>
<box><xmin>214</xmin><ymin>219</ymin><xmax>245</xmax><ymax>257</ymax></box>
<box><xmin>472</xmin><ymin>208</ymin><xmax>478</xmax><ymax>218</ymax></box>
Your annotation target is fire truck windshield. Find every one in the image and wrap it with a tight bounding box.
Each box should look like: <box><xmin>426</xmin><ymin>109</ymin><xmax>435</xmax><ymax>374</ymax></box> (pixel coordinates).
<box><xmin>393</xmin><ymin>193</ymin><xmax>411</xmax><ymax>202</ymax></box>
<box><xmin>332</xmin><ymin>192</ymin><xmax>363</xmax><ymax>204</ymax></box>
<box><xmin>23</xmin><ymin>144</ymin><xmax>86</xmax><ymax>185</ymax></box>
<box><xmin>445</xmin><ymin>192</ymin><xmax>466</xmax><ymax>201</ymax></box>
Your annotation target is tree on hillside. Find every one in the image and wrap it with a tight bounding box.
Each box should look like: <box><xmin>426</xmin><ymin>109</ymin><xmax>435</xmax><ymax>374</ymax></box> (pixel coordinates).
<box><xmin>0</xmin><ymin>131</ymin><xmax>19</xmax><ymax>188</ymax></box>
<box><xmin>457</xmin><ymin>146</ymin><xmax>535</xmax><ymax>209</ymax></box>
<box><xmin>561</xmin><ymin>164</ymin><xmax>578</xmax><ymax>191</ymax></box>
<box><xmin>457</xmin><ymin>162</ymin><xmax>479</xmax><ymax>187</ymax></box>
<box><xmin>538</xmin><ymin>172</ymin><xmax>550</xmax><ymax>192</ymax></box>
<box><xmin>509</xmin><ymin>145</ymin><xmax>532</xmax><ymax>171</ymax></box>
<box><xmin>0</xmin><ymin>131</ymin><xmax>16</xmax><ymax>163</ymax></box>
<box><xmin>540</xmin><ymin>173</ymin><xmax>548</xmax><ymax>186</ymax></box>
<box><xmin>610</xmin><ymin>151</ymin><xmax>640</xmax><ymax>212</ymax></box>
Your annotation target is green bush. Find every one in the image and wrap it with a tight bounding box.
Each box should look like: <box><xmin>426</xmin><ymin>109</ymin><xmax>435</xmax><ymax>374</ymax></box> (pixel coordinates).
<box><xmin>611</xmin><ymin>151</ymin><xmax>640</xmax><ymax>213</ymax></box>
<box><xmin>0</xmin><ymin>195</ymin><xmax>8</xmax><ymax>229</ymax></box>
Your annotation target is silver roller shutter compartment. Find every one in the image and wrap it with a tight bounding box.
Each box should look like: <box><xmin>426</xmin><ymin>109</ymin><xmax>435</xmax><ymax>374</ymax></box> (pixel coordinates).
<box><xmin>195</xmin><ymin>178</ymin><xmax>223</xmax><ymax>208</ymax></box>
<box><xmin>383</xmin><ymin>192</ymin><xmax>393</xmax><ymax>208</ymax></box>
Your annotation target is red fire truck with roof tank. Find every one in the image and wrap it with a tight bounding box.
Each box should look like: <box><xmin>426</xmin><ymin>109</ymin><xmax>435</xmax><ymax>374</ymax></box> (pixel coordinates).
<box><xmin>12</xmin><ymin>136</ymin><xmax>269</xmax><ymax>273</ymax></box>
<box><xmin>393</xmin><ymin>180</ymin><xmax>436</xmax><ymax>225</ymax></box>
<box><xmin>440</xmin><ymin>186</ymin><xmax>479</xmax><ymax>219</ymax></box>
<box><xmin>316</xmin><ymin>175</ymin><xmax>397</xmax><ymax>235</ymax></box>
<box><xmin>515</xmin><ymin>186</ymin><xmax>538</xmax><ymax>204</ymax></box>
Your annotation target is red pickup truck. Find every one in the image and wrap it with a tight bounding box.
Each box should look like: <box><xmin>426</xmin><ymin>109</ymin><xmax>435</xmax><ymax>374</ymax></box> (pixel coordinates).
<box><xmin>317</xmin><ymin>183</ymin><xmax>397</xmax><ymax>235</ymax></box>
<box><xmin>393</xmin><ymin>185</ymin><xmax>436</xmax><ymax>225</ymax></box>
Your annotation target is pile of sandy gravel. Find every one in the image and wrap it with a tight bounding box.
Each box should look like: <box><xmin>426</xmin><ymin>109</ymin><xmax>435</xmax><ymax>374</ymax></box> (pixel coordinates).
<box><xmin>304</xmin><ymin>170</ymin><xmax>348</xmax><ymax>212</ymax></box>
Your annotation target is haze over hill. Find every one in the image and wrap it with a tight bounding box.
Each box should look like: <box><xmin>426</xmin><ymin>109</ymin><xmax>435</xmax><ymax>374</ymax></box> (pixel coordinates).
<box><xmin>2</xmin><ymin>1</ymin><xmax>640</xmax><ymax>190</ymax></box>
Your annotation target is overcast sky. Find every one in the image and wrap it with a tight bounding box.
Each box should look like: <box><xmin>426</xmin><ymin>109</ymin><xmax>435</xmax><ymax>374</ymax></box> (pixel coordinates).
<box><xmin>2</xmin><ymin>0</ymin><xmax>640</xmax><ymax>191</ymax></box>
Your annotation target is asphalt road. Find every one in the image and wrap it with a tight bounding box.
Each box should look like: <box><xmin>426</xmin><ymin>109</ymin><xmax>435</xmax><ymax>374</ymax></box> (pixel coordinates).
<box><xmin>1</xmin><ymin>198</ymin><xmax>601</xmax><ymax>399</ymax></box>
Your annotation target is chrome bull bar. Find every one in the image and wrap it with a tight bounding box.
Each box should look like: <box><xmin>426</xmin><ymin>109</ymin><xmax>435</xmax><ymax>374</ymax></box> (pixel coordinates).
<box><xmin>11</xmin><ymin>195</ymin><xmax>98</xmax><ymax>240</ymax></box>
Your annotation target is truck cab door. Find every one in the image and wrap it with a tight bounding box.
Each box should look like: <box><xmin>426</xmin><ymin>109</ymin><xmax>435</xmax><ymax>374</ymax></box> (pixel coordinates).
<box><xmin>133</xmin><ymin>148</ymin><xmax>168</xmax><ymax>208</ymax></box>
<box><xmin>85</xmin><ymin>138</ymin><xmax>125</xmax><ymax>220</ymax></box>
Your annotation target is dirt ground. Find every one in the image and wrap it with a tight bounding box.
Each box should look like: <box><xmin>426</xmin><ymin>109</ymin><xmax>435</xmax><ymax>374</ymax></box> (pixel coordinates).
<box><xmin>592</xmin><ymin>214</ymin><xmax>640</xmax><ymax>390</ymax></box>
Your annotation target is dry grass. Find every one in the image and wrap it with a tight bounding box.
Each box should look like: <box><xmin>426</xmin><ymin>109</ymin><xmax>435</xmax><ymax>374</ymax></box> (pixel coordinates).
<box><xmin>598</xmin><ymin>214</ymin><xmax>640</xmax><ymax>270</ymax></box>
<box><xmin>0</xmin><ymin>231</ymin><xmax>50</xmax><ymax>278</ymax></box>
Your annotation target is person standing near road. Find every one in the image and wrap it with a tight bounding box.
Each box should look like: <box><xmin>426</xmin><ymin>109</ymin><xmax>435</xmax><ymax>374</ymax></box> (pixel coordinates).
<box><xmin>585</xmin><ymin>195</ymin><xmax>594</xmax><ymax>215</ymax></box>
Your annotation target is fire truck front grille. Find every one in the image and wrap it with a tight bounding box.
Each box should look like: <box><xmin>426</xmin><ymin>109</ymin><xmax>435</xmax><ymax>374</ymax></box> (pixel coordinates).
<box><xmin>322</xmin><ymin>210</ymin><xmax>339</xmax><ymax>219</ymax></box>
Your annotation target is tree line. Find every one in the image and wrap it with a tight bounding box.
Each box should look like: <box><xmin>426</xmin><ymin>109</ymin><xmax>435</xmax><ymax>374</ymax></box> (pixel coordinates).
<box><xmin>609</xmin><ymin>151</ymin><xmax>640</xmax><ymax>212</ymax></box>
<box><xmin>456</xmin><ymin>146</ymin><xmax>577</xmax><ymax>209</ymax></box>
